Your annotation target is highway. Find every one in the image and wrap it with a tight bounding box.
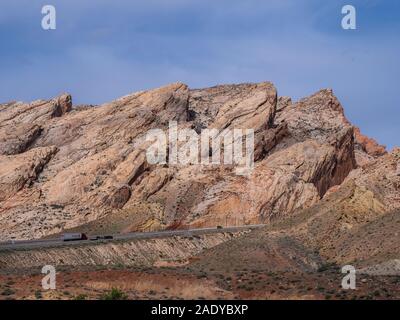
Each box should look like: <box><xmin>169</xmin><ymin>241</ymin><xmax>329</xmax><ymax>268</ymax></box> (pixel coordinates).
<box><xmin>0</xmin><ymin>224</ymin><xmax>265</xmax><ymax>252</ymax></box>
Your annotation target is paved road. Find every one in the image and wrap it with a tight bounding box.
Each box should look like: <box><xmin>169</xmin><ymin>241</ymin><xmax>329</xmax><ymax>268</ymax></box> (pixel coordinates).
<box><xmin>0</xmin><ymin>224</ymin><xmax>265</xmax><ymax>252</ymax></box>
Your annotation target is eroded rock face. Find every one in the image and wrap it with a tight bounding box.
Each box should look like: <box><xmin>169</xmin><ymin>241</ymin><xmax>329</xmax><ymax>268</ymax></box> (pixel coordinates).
<box><xmin>353</xmin><ymin>126</ymin><xmax>387</xmax><ymax>167</ymax></box>
<box><xmin>0</xmin><ymin>81</ymin><xmax>389</xmax><ymax>240</ymax></box>
<box><xmin>0</xmin><ymin>124</ymin><xmax>42</xmax><ymax>155</ymax></box>
<box><xmin>0</xmin><ymin>146</ymin><xmax>57</xmax><ymax>201</ymax></box>
<box><xmin>0</xmin><ymin>94</ymin><xmax>72</xmax><ymax>156</ymax></box>
<box><xmin>0</xmin><ymin>231</ymin><xmax>248</xmax><ymax>269</ymax></box>
<box><xmin>354</xmin><ymin>127</ymin><xmax>386</xmax><ymax>157</ymax></box>
<box><xmin>272</xmin><ymin>148</ymin><xmax>400</xmax><ymax>269</ymax></box>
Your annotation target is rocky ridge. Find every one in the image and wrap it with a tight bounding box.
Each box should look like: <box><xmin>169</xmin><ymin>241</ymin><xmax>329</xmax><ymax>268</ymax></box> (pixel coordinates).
<box><xmin>0</xmin><ymin>82</ymin><xmax>391</xmax><ymax>240</ymax></box>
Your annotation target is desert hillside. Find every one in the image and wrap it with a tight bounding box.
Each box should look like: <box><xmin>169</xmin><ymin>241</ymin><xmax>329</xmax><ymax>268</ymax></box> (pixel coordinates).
<box><xmin>1</xmin><ymin>81</ymin><xmax>399</xmax><ymax>300</ymax></box>
<box><xmin>0</xmin><ymin>81</ymin><xmax>393</xmax><ymax>241</ymax></box>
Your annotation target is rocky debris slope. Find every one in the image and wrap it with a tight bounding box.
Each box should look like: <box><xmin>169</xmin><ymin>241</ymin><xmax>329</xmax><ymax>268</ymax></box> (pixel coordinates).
<box><xmin>190</xmin><ymin>149</ymin><xmax>399</xmax><ymax>276</ymax></box>
<box><xmin>204</xmin><ymin>147</ymin><xmax>399</xmax><ymax>275</ymax></box>
<box><xmin>0</xmin><ymin>81</ymin><xmax>392</xmax><ymax>240</ymax></box>
<box><xmin>0</xmin><ymin>231</ymin><xmax>247</xmax><ymax>269</ymax></box>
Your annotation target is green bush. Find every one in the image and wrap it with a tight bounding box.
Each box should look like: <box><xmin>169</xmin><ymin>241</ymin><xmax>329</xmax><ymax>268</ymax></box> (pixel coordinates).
<box><xmin>101</xmin><ymin>288</ymin><xmax>128</xmax><ymax>300</ymax></box>
<box><xmin>73</xmin><ymin>294</ymin><xmax>88</xmax><ymax>300</ymax></box>
<box><xmin>34</xmin><ymin>290</ymin><xmax>42</xmax><ymax>299</ymax></box>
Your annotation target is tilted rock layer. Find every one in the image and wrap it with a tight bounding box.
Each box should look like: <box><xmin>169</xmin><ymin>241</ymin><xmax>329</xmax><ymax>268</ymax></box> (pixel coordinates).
<box><xmin>0</xmin><ymin>82</ymin><xmax>390</xmax><ymax>240</ymax></box>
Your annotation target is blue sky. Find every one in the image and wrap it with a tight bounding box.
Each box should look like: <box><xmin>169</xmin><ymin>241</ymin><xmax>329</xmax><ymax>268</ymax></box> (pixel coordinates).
<box><xmin>0</xmin><ymin>0</ymin><xmax>399</xmax><ymax>148</ymax></box>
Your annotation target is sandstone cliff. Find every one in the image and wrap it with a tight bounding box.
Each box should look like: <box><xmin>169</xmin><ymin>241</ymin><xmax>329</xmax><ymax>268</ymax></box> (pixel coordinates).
<box><xmin>0</xmin><ymin>82</ymin><xmax>392</xmax><ymax>240</ymax></box>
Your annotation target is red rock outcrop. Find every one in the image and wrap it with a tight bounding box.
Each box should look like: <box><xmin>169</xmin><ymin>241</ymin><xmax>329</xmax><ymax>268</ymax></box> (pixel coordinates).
<box><xmin>354</xmin><ymin>127</ymin><xmax>386</xmax><ymax>157</ymax></box>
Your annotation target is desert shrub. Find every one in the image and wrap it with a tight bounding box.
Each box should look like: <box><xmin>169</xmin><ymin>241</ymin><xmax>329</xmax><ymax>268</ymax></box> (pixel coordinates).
<box><xmin>373</xmin><ymin>290</ymin><xmax>380</xmax><ymax>297</ymax></box>
<box><xmin>101</xmin><ymin>288</ymin><xmax>128</xmax><ymax>300</ymax></box>
<box><xmin>1</xmin><ymin>288</ymin><xmax>15</xmax><ymax>296</ymax></box>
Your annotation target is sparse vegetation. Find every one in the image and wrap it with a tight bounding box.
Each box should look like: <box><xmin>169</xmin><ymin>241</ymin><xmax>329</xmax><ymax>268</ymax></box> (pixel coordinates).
<box><xmin>100</xmin><ymin>288</ymin><xmax>128</xmax><ymax>300</ymax></box>
<box><xmin>1</xmin><ymin>288</ymin><xmax>15</xmax><ymax>296</ymax></box>
<box><xmin>34</xmin><ymin>290</ymin><xmax>42</xmax><ymax>299</ymax></box>
<box><xmin>73</xmin><ymin>294</ymin><xmax>88</xmax><ymax>300</ymax></box>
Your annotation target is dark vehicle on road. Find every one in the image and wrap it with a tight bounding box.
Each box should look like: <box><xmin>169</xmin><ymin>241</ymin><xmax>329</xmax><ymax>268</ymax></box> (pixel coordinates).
<box><xmin>62</xmin><ymin>233</ymin><xmax>88</xmax><ymax>241</ymax></box>
<box><xmin>89</xmin><ymin>235</ymin><xmax>114</xmax><ymax>241</ymax></box>
<box><xmin>217</xmin><ymin>225</ymin><xmax>223</xmax><ymax>229</ymax></box>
